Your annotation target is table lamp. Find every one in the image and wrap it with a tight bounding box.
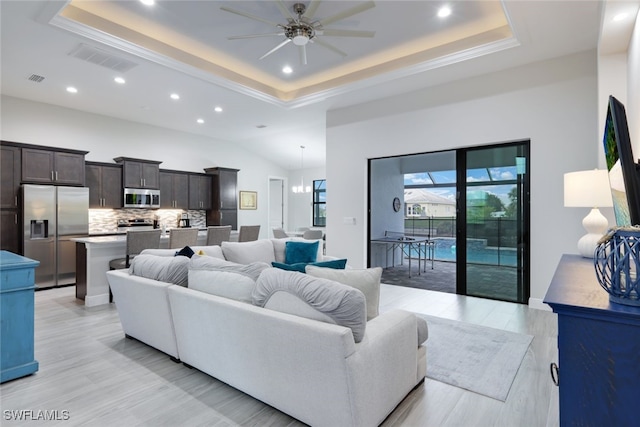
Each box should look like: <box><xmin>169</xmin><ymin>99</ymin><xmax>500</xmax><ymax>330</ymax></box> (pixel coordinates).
<box><xmin>564</xmin><ymin>169</ymin><xmax>614</xmax><ymax>258</ymax></box>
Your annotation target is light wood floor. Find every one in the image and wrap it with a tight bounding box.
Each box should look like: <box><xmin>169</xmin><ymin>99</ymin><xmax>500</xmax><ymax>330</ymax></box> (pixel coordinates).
<box><xmin>1</xmin><ymin>285</ymin><xmax>559</xmax><ymax>426</ymax></box>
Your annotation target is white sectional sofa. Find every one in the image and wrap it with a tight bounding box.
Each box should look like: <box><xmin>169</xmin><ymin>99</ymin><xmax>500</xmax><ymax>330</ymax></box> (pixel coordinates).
<box><xmin>106</xmin><ymin>238</ymin><xmax>428</xmax><ymax>427</ymax></box>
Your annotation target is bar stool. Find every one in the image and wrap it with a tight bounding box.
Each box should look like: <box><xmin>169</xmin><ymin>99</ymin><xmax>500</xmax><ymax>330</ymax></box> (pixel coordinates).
<box><xmin>238</xmin><ymin>225</ymin><xmax>260</xmax><ymax>242</ymax></box>
<box><xmin>206</xmin><ymin>225</ymin><xmax>232</xmax><ymax>246</ymax></box>
<box><xmin>109</xmin><ymin>229</ymin><xmax>162</xmax><ymax>270</ymax></box>
<box><xmin>168</xmin><ymin>228</ymin><xmax>198</xmax><ymax>249</ymax></box>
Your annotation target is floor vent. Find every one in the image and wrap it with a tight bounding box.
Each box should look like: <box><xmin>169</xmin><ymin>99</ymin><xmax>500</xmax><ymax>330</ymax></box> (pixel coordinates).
<box><xmin>68</xmin><ymin>43</ymin><xmax>138</xmax><ymax>73</ymax></box>
<box><xmin>27</xmin><ymin>74</ymin><xmax>45</xmax><ymax>83</ymax></box>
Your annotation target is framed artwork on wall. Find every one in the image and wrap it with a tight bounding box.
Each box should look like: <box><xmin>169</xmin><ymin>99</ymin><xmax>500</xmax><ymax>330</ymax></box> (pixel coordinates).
<box><xmin>239</xmin><ymin>191</ymin><xmax>257</xmax><ymax>210</ymax></box>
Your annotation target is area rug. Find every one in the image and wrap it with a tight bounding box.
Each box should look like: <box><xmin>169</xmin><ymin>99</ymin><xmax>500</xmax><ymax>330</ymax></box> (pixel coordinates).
<box><xmin>418</xmin><ymin>314</ymin><xmax>533</xmax><ymax>401</ymax></box>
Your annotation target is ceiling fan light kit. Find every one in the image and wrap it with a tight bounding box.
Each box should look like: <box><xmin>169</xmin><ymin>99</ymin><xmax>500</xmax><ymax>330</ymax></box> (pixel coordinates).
<box><xmin>222</xmin><ymin>1</ymin><xmax>376</xmax><ymax>65</ymax></box>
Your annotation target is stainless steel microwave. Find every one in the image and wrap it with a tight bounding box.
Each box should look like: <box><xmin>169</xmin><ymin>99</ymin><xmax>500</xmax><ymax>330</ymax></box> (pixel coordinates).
<box><xmin>123</xmin><ymin>188</ymin><xmax>160</xmax><ymax>208</ymax></box>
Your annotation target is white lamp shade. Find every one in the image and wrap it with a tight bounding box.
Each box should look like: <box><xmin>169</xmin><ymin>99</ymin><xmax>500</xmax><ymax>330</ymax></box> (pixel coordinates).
<box><xmin>564</xmin><ymin>169</ymin><xmax>613</xmax><ymax>208</ymax></box>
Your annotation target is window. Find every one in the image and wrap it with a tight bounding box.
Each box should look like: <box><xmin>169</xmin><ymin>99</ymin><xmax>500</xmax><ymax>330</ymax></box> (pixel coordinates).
<box><xmin>313</xmin><ymin>179</ymin><xmax>326</xmax><ymax>227</ymax></box>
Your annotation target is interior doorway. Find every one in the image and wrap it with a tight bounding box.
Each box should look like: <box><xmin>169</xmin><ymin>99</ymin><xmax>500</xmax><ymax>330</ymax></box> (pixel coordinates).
<box><xmin>268</xmin><ymin>177</ymin><xmax>286</xmax><ymax>238</ymax></box>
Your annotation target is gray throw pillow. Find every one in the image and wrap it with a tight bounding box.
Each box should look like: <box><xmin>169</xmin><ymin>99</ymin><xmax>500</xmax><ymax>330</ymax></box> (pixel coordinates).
<box><xmin>129</xmin><ymin>254</ymin><xmax>189</xmax><ymax>287</ymax></box>
<box><xmin>253</xmin><ymin>268</ymin><xmax>367</xmax><ymax>342</ymax></box>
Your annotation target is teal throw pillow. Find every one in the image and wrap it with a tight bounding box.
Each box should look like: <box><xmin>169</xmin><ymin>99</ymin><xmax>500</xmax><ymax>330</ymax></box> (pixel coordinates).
<box><xmin>285</xmin><ymin>240</ymin><xmax>319</xmax><ymax>264</ymax></box>
<box><xmin>272</xmin><ymin>258</ymin><xmax>347</xmax><ymax>273</ymax></box>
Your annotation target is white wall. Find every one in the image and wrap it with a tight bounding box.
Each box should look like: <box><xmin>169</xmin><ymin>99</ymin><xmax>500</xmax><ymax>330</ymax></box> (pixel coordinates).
<box><xmin>370</xmin><ymin>157</ymin><xmax>405</xmax><ymax>267</ymax></box>
<box><xmin>326</xmin><ymin>51</ymin><xmax>600</xmax><ymax>305</ymax></box>
<box><xmin>0</xmin><ymin>95</ymin><xmax>289</xmax><ymax>239</ymax></box>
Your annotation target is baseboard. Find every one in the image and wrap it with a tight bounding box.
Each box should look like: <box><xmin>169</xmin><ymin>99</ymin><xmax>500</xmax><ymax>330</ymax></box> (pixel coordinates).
<box><xmin>84</xmin><ymin>293</ymin><xmax>110</xmax><ymax>307</ymax></box>
<box><xmin>528</xmin><ymin>297</ymin><xmax>552</xmax><ymax>311</ymax></box>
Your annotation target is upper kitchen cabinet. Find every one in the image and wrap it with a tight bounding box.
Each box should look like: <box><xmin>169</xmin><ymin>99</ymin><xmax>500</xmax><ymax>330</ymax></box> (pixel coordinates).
<box><xmin>114</xmin><ymin>157</ymin><xmax>161</xmax><ymax>189</ymax></box>
<box><xmin>22</xmin><ymin>147</ymin><xmax>87</xmax><ymax>186</ymax></box>
<box><xmin>86</xmin><ymin>162</ymin><xmax>122</xmax><ymax>208</ymax></box>
<box><xmin>0</xmin><ymin>144</ymin><xmax>21</xmax><ymax>209</ymax></box>
<box><xmin>160</xmin><ymin>171</ymin><xmax>189</xmax><ymax>209</ymax></box>
<box><xmin>205</xmin><ymin>167</ymin><xmax>239</xmax><ymax>228</ymax></box>
<box><xmin>188</xmin><ymin>174</ymin><xmax>211</xmax><ymax>210</ymax></box>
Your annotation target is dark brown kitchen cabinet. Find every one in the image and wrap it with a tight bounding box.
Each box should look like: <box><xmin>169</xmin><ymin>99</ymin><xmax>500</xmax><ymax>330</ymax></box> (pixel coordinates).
<box><xmin>86</xmin><ymin>162</ymin><xmax>122</xmax><ymax>208</ymax></box>
<box><xmin>22</xmin><ymin>148</ymin><xmax>86</xmax><ymax>186</ymax></box>
<box><xmin>160</xmin><ymin>171</ymin><xmax>189</xmax><ymax>209</ymax></box>
<box><xmin>114</xmin><ymin>157</ymin><xmax>161</xmax><ymax>189</ymax></box>
<box><xmin>1</xmin><ymin>145</ymin><xmax>21</xmax><ymax>209</ymax></box>
<box><xmin>205</xmin><ymin>167</ymin><xmax>239</xmax><ymax>229</ymax></box>
<box><xmin>0</xmin><ymin>209</ymin><xmax>20</xmax><ymax>253</ymax></box>
<box><xmin>188</xmin><ymin>174</ymin><xmax>211</xmax><ymax>210</ymax></box>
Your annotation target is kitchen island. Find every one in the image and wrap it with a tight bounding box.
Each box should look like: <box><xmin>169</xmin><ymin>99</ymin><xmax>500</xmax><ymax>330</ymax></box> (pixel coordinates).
<box><xmin>73</xmin><ymin>231</ymin><xmax>211</xmax><ymax>307</ymax></box>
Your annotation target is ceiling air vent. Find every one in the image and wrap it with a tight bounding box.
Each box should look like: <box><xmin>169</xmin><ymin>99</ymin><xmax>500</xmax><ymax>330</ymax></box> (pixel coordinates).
<box><xmin>68</xmin><ymin>43</ymin><xmax>138</xmax><ymax>73</ymax></box>
<box><xmin>27</xmin><ymin>74</ymin><xmax>45</xmax><ymax>83</ymax></box>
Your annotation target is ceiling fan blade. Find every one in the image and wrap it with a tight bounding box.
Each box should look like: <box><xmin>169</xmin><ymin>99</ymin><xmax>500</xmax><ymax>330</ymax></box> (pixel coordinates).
<box><xmin>220</xmin><ymin>6</ymin><xmax>281</xmax><ymax>27</ymax></box>
<box><xmin>299</xmin><ymin>45</ymin><xmax>308</xmax><ymax>65</ymax></box>
<box><xmin>318</xmin><ymin>1</ymin><xmax>375</xmax><ymax>27</ymax></box>
<box><xmin>228</xmin><ymin>32</ymin><xmax>285</xmax><ymax>40</ymax></box>
<box><xmin>302</xmin><ymin>0</ymin><xmax>322</xmax><ymax>20</ymax></box>
<box><xmin>320</xmin><ymin>29</ymin><xmax>375</xmax><ymax>38</ymax></box>
<box><xmin>313</xmin><ymin>38</ymin><xmax>347</xmax><ymax>57</ymax></box>
<box><xmin>275</xmin><ymin>0</ymin><xmax>296</xmax><ymax>21</ymax></box>
<box><xmin>259</xmin><ymin>39</ymin><xmax>292</xmax><ymax>60</ymax></box>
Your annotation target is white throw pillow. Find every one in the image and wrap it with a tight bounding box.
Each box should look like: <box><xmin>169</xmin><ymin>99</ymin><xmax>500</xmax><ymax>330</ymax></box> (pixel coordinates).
<box><xmin>271</xmin><ymin>237</ymin><xmax>324</xmax><ymax>263</ymax></box>
<box><xmin>221</xmin><ymin>240</ymin><xmax>275</xmax><ymax>264</ymax></box>
<box><xmin>193</xmin><ymin>245</ymin><xmax>225</xmax><ymax>259</ymax></box>
<box><xmin>305</xmin><ymin>266</ymin><xmax>382</xmax><ymax>320</ymax></box>
<box><xmin>188</xmin><ymin>255</ymin><xmax>270</xmax><ymax>303</ymax></box>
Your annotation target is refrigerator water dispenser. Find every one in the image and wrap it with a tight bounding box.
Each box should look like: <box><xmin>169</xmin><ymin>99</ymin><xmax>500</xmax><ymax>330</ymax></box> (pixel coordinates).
<box><xmin>30</xmin><ymin>220</ymin><xmax>48</xmax><ymax>239</ymax></box>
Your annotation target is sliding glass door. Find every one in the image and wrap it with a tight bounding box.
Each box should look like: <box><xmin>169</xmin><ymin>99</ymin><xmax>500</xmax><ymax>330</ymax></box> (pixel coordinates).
<box><xmin>457</xmin><ymin>142</ymin><xmax>530</xmax><ymax>303</ymax></box>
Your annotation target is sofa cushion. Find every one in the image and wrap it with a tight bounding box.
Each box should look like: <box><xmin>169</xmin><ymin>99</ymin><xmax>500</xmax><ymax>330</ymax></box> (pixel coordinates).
<box><xmin>306</xmin><ymin>266</ymin><xmax>382</xmax><ymax>320</ymax></box>
<box><xmin>417</xmin><ymin>316</ymin><xmax>428</xmax><ymax>345</ymax></box>
<box><xmin>253</xmin><ymin>268</ymin><xmax>367</xmax><ymax>342</ymax></box>
<box><xmin>221</xmin><ymin>240</ymin><xmax>276</xmax><ymax>264</ymax></box>
<box><xmin>271</xmin><ymin>258</ymin><xmax>348</xmax><ymax>273</ymax></box>
<box><xmin>188</xmin><ymin>255</ymin><xmax>270</xmax><ymax>303</ymax></box>
<box><xmin>284</xmin><ymin>240</ymin><xmax>319</xmax><ymax>264</ymax></box>
<box><xmin>271</xmin><ymin>238</ymin><xmax>324</xmax><ymax>263</ymax></box>
<box><xmin>195</xmin><ymin>246</ymin><xmax>225</xmax><ymax>259</ymax></box>
<box><xmin>129</xmin><ymin>254</ymin><xmax>189</xmax><ymax>287</ymax></box>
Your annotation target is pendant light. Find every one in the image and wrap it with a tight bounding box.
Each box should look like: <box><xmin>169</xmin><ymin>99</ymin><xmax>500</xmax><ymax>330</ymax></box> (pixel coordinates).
<box><xmin>292</xmin><ymin>145</ymin><xmax>311</xmax><ymax>193</ymax></box>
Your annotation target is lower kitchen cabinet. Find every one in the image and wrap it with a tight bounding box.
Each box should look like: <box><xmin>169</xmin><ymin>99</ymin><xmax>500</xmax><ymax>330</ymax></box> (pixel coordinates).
<box><xmin>0</xmin><ymin>210</ymin><xmax>20</xmax><ymax>253</ymax></box>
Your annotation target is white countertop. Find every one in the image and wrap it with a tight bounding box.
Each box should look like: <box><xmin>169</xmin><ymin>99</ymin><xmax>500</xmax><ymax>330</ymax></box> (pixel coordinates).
<box><xmin>73</xmin><ymin>230</ymin><xmax>208</xmax><ymax>246</ymax></box>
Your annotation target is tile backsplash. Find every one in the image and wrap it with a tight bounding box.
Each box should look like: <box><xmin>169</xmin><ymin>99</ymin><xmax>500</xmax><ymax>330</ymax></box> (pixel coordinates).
<box><xmin>89</xmin><ymin>209</ymin><xmax>206</xmax><ymax>234</ymax></box>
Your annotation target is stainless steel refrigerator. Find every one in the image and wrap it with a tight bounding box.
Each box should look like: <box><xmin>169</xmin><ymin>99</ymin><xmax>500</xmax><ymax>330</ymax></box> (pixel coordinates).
<box><xmin>22</xmin><ymin>184</ymin><xmax>89</xmax><ymax>289</ymax></box>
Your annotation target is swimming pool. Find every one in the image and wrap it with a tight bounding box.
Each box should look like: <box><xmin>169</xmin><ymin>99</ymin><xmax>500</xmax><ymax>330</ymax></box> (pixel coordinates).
<box><xmin>411</xmin><ymin>237</ymin><xmax>518</xmax><ymax>267</ymax></box>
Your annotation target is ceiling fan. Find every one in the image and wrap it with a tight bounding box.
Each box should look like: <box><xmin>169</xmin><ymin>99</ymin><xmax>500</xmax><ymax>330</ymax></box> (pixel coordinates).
<box><xmin>220</xmin><ymin>1</ymin><xmax>376</xmax><ymax>65</ymax></box>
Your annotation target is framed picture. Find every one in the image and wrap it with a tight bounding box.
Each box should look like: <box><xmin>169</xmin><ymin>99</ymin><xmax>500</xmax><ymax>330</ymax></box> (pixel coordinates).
<box><xmin>239</xmin><ymin>191</ymin><xmax>257</xmax><ymax>210</ymax></box>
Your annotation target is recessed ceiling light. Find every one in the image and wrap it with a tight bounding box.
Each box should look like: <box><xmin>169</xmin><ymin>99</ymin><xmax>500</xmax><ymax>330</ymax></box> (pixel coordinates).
<box><xmin>437</xmin><ymin>5</ymin><xmax>452</xmax><ymax>18</ymax></box>
<box><xmin>214</xmin><ymin>106</ymin><xmax>223</xmax><ymax>113</ymax></box>
<box><xmin>170</xmin><ymin>93</ymin><xmax>180</xmax><ymax>100</ymax></box>
<box><xmin>114</xmin><ymin>77</ymin><xmax>125</xmax><ymax>84</ymax></box>
<box><xmin>197</xmin><ymin>118</ymin><xmax>204</xmax><ymax>124</ymax></box>
<box><xmin>282</xmin><ymin>65</ymin><xmax>293</xmax><ymax>74</ymax></box>
<box><xmin>613</xmin><ymin>12</ymin><xmax>629</xmax><ymax>22</ymax></box>
<box><xmin>66</xmin><ymin>86</ymin><xmax>78</xmax><ymax>94</ymax></box>
<box><xmin>140</xmin><ymin>0</ymin><xmax>155</xmax><ymax>6</ymax></box>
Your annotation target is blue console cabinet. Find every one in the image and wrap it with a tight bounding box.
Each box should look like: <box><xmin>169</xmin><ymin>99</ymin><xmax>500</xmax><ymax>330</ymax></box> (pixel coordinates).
<box><xmin>1</xmin><ymin>250</ymin><xmax>39</xmax><ymax>383</ymax></box>
<box><xmin>544</xmin><ymin>254</ymin><xmax>640</xmax><ymax>426</ymax></box>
